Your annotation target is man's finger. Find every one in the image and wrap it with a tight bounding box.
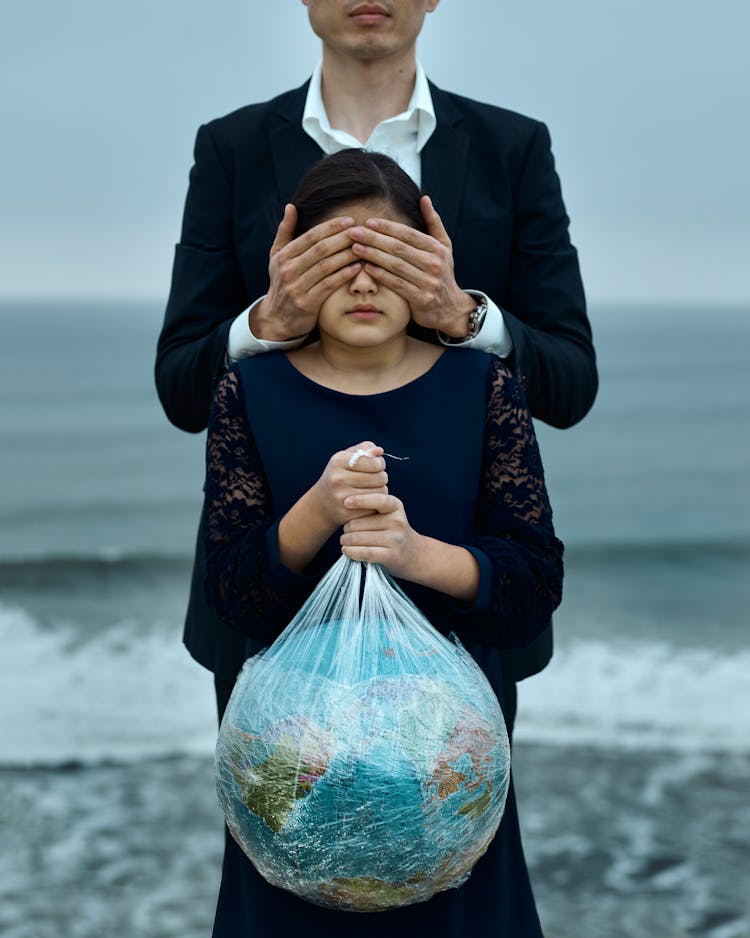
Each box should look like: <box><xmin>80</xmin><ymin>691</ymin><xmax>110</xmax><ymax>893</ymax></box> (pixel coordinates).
<box><xmin>354</xmin><ymin>219</ymin><xmax>437</xmax><ymax>253</ymax></box>
<box><xmin>296</xmin><ymin>248</ymin><xmax>361</xmax><ymax>295</ymax></box>
<box><xmin>269</xmin><ymin>204</ymin><xmax>298</xmax><ymax>258</ymax></box>
<box><xmin>420</xmin><ymin>195</ymin><xmax>452</xmax><ymax>248</ymax></box>
<box><xmin>351</xmin><ymin>232</ymin><xmax>429</xmax><ymax>268</ymax></box>
<box><xmin>283</xmin><ymin>215</ymin><xmax>356</xmax><ymax>264</ymax></box>
<box><xmin>351</xmin><ymin>242</ymin><xmax>425</xmax><ymax>287</ymax></box>
<box><xmin>362</xmin><ymin>263</ymin><xmax>421</xmax><ymax>301</ymax></box>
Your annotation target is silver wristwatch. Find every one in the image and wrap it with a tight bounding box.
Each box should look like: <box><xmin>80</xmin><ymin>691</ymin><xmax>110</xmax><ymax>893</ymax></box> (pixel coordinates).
<box><xmin>441</xmin><ymin>294</ymin><xmax>488</xmax><ymax>344</ymax></box>
<box><xmin>465</xmin><ymin>295</ymin><xmax>488</xmax><ymax>339</ymax></box>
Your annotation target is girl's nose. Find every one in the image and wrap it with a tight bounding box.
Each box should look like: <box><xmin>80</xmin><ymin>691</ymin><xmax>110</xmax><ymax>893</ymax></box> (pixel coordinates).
<box><xmin>349</xmin><ymin>264</ymin><xmax>378</xmax><ymax>294</ymax></box>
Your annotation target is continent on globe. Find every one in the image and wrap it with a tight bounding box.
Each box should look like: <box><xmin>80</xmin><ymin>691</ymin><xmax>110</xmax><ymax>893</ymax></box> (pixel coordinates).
<box><xmin>427</xmin><ymin>711</ymin><xmax>496</xmax><ymax>821</ymax></box>
<box><xmin>224</xmin><ymin>719</ymin><xmax>332</xmax><ymax>833</ymax></box>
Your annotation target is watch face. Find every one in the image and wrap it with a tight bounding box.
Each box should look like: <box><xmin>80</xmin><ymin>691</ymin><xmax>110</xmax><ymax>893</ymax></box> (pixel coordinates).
<box><xmin>468</xmin><ymin>303</ymin><xmax>487</xmax><ymax>337</ymax></box>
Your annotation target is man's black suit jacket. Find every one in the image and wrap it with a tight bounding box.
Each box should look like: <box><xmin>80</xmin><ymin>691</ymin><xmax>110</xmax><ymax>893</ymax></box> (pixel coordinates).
<box><xmin>156</xmin><ymin>80</ymin><xmax>597</xmax><ymax>685</ymax></box>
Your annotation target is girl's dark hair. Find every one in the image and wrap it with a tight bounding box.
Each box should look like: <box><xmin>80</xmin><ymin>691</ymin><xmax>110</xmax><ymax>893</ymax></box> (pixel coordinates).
<box><xmin>291</xmin><ymin>149</ymin><xmax>425</xmax><ymax>235</ymax></box>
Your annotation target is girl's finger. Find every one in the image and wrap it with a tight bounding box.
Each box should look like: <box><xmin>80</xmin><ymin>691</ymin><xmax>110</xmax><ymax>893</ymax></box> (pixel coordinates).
<box><xmin>347</xmin><ymin>473</ymin><xmax>388</xmax><ymax>490</ymax></box>
<box><xmin>346</xmin><ymin>445</ymin><xmax>383</xmax><ymax>469</ymax></box>
<box><xmin>343</xmin><ymin>493</ymin><xmax>399</xmax><ymax>513</ymax></box>
<box><xmin>341</xmin><ymin>545</ymin><xmax>390</xmax><ymax>564</ymax></box>
<box><xmin>342</xmin><ymin>514</ymin><xmax>393</xmax><ymax>533</ymax></box>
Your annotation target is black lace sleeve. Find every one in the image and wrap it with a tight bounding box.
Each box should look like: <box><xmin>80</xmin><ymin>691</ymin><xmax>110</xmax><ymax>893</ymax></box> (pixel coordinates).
<box><xmin>464</xmin><ymin>357</ymin><xmax>564</xmax><ymax>646</ymax></box>
<box><xmin>202</xmin><ymin>367</ymin><xmax>315</xmax><ymax>636</ymax></box>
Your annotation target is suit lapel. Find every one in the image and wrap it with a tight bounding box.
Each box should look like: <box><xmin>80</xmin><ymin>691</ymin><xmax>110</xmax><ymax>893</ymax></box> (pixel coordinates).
<box><xmin>422</xmin><ymin>84</ymin><xmax>469</xmax><ymax>237</ymax></box>
<box><xmin>269</xmin><ymin>82</ymin><xmax>325</xmax><ymax>201</ymax></box>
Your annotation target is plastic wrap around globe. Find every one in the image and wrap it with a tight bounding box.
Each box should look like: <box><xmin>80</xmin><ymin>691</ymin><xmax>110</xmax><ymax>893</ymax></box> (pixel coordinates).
<box><xmin>215</xmin><ymin>557</ymin><xmax>510</xmax><ymax>912</ymax></box>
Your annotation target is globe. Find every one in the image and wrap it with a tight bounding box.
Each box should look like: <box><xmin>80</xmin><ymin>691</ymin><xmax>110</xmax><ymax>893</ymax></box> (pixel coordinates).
<box><xmin>216</xmin><ymin>616</ymin><xmax>510</xmax><ymax>912</ymax></box>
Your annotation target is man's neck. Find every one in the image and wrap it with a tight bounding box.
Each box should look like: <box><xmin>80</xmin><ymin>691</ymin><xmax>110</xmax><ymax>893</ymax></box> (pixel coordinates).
<box><xmin>320</xmin><ymin>51</ymin><xmax>417</xmax><ymax>143</ymax></box>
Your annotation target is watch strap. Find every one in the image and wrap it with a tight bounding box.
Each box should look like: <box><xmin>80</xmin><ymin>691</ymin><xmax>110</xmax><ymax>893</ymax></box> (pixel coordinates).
<box><xmin>439</xmin><ymin>294</ymin><xmax>488</xmax><ymax>345</ymax></box>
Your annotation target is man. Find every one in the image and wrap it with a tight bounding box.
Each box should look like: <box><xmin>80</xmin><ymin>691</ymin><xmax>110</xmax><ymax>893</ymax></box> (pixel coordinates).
<box><xmin>158</xmin><ymin>4</ymin><xmax>596</xmax><ymax>933</ymax></box>
<box><xmin>156</xmin><ymin>0</ymin><xmax>597</xmax><ymax>725</ymax></box>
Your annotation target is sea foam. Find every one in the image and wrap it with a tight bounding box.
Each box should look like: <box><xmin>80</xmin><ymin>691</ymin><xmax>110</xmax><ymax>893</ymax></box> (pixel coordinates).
<box><xmin>1</xmin><ymin>602</ymin><xmax>216</xmax><ymax>767</ymax></box>
<box><xmin>516</xmin><ymin>637</ymin><xmax>750</xmax><ymax>753</ymax></box>
<box><xmin>3</xmin><ymin>602</ymin><xmax>749</xmax><ymax>766</ymax></box>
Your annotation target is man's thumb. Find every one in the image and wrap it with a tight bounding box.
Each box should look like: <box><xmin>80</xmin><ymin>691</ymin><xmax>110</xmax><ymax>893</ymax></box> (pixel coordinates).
<box><xmin>271</xmin><ymin>203</ymin><xmax>297</xmax><ymax>254</ymax></box>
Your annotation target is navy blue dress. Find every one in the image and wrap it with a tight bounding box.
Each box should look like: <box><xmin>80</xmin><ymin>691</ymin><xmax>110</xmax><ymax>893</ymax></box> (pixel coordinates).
<box><xmin>203</xmin><ymin>348</ymin><xmax>563</xmax><ymax>937</ymax></box>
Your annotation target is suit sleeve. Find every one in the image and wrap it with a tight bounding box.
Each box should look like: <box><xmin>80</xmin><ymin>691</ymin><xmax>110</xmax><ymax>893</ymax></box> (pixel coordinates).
<box><xmin>501</xmin><ymin>121</ymin><xmax>597</xmax><ymax>429</ymax></box>
<box><xmin>155</xmin><ymin>123</ymin><xmax>251</xmax><ymax>433</ymax></box>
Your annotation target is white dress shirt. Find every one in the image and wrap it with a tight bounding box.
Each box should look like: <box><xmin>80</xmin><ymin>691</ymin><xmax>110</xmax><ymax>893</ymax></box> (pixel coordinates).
<box><xmin>227</xmin><ymin>62</ymin><xmax>512</xmax><ymax>362</ymax></box>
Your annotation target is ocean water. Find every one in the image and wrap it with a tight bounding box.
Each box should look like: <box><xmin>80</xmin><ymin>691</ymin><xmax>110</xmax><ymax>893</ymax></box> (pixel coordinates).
<box><xmin>0</xmin><ymin>300</ymin><xmax>748</xmax><ymax>937</ymax></box>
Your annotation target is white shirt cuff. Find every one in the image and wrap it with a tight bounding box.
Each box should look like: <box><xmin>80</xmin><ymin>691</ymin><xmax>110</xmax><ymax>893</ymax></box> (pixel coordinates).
<box><xmin>437</xmin><ymin>291</ymin><xmax>513</xmax><ymax>357</ymax></box>
<box><xmin>226</xmin><ymin>298</ymin><xmax>309</xmax><ymax>363</ymax></box>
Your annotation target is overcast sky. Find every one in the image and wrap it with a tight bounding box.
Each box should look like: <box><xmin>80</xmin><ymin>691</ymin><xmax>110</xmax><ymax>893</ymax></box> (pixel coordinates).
<box><xmin>1</xmin><ymin>0</ymin><xmax>748</xmax><ymax>304</ymax></box>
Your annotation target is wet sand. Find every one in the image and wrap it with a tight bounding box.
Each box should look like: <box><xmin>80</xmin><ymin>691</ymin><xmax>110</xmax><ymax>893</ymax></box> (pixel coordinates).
<box><xmin>2</xmin><ymin>742</ymin><xmax>747</xmax><ymax>938</ymax></box>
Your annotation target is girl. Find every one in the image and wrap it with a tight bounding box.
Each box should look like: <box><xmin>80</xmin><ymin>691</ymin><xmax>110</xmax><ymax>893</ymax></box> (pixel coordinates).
<box><xmin>204</xmin><ymin>148</ymin><xmax>563</xmax><ymax>937</ymax></box>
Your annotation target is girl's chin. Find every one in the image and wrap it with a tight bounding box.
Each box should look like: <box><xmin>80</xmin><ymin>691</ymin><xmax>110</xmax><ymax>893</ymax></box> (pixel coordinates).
<box><xmin>319</xmin><ymin>328</ymin><xmax>408</xmax><ymax>348</ymax></box>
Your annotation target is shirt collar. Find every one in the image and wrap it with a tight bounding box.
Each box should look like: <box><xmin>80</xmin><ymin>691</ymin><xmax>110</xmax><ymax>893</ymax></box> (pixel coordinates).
<box><xmin>302</xmin><ymin>60</ymin><xmax>436</xmax><ymax>153</ymax></box>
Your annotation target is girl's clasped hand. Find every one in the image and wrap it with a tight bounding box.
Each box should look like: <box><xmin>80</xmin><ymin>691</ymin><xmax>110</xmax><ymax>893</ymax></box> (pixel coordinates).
<box><xmin>313</xmin><ymin>440</ymin><xmax>422</xmax><ymax>580</ymax></box>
